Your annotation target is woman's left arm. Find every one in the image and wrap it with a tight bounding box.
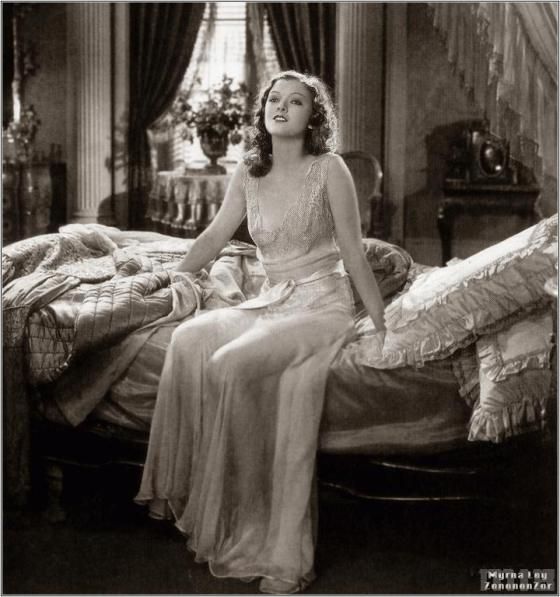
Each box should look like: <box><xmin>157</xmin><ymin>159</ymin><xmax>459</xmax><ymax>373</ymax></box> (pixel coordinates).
<box><xmin>327</xmin><ymin>155</ymin><xmax>386</xmax><ymax>333</ymax></box>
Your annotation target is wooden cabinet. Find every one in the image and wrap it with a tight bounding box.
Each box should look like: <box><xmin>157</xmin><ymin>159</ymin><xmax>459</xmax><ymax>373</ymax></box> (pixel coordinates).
<box><xmin>2</xmin><ymin>159</ymin><xmax>66</xmax><ymax>245</ymax></box>
<box><xmin>2</xmin><ymin>161</ymin><xmax>21</xmax><ymax>245</ymax></box>
<box><xmin>437</xmin><ymin>180</ymin><xmax>540</xmax><ymax>265</ymax></box>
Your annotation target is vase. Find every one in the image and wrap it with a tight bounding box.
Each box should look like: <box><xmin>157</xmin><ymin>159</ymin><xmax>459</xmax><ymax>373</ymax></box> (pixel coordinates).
<box><xmin>200</xmin><ymin>131</ymin><xmax>228</xmax><ymax>175</ymax></box>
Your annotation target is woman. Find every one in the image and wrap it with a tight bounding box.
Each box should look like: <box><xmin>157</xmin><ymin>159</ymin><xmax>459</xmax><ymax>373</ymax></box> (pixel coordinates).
<box><xmin>136</xmin><ymin>70</ymin><xmax>386</xmax><ymax>593</ymax></box>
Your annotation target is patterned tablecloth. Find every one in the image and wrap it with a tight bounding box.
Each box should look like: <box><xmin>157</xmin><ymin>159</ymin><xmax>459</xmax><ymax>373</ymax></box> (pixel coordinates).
<box><xmin>148</xmin><ymin>169</ymin><xmax>232</xmax><ymax>235</ymax></box>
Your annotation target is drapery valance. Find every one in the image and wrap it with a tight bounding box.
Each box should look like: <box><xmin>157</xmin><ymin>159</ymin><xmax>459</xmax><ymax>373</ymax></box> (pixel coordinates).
<box><xmin>429</xmin><ymin>2</ymin><xmax>557</xmax><ymax>181</ymax></box>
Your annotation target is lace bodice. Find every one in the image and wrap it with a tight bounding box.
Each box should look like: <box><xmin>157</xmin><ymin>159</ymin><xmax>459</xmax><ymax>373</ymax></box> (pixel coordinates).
<box><xmin>244</xmin><ymin>153</ymin><xmax>340</xmax><ymax>280</ymax></box>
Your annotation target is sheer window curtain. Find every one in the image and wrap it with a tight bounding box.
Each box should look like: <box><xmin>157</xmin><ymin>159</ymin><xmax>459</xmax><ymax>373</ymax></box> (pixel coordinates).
<box><xmin>429</xmin><ymin>3</ymin><xmax>557</xmax><ymax>193</ymax></box>
<box><xmin>178</xmin><ymin>2</ymin><xmax>248</xmax><ymax>167</ymax></box>
<box><xmin>128</xmin><ymin>3</ymin><xmax>205</xmax><ymax>228</ymax></box>
<box><xmin>166</xmin><ymin>3</ymin><xmax>218</xmax><ymax>168</ymax></box>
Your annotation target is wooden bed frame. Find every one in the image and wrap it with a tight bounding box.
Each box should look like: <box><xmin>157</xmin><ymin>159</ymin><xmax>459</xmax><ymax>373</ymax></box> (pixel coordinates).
<box><xmin>30</xmin><ymin>409</ymin><xmax>556</xmax><ymax>523</ymax></box>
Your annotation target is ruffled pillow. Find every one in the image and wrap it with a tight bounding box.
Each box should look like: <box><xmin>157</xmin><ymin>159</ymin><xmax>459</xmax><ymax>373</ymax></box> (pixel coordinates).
<box><xmin>477</xmin><ymin>309</ymin><xmax>553</xmax><ymax>382</ymax></box>
<box><xmin>468</xmin><ymin>368</ymin><xmax>552</xmax><ymax>443</ymax></box>
<box><xmin>360</xmin><ymin>238</ymin><xmax>413</xmax><ymax>301</ymax></box>
<box><xmin>451</xmin><ymin>345</ymin><xmax>480</xmax><ymax>407</ymax></box>
<box><xmin>468</xmin><ymin>307</ymin><xmax>554</xmax><ymax>443</ymax></box>
<box><xmin>376</xmin><ymin>215</ymin><xmax>557</xmax><ymax>368</ymax></box>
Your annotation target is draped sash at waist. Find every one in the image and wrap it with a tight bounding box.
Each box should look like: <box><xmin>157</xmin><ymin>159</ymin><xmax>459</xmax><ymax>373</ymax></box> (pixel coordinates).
<box><xmin>234</xmin><ymin>257</ymin><xmax>349</xmax><ymax>312</ymax></box>
<box><xmin>259</xmin><ymin>247</ymin><xmax>341</xmax><ymax>284</ymax></box>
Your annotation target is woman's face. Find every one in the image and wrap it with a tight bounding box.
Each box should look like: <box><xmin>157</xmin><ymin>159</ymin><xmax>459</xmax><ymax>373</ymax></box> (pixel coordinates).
<box><xmin>264</xmin><ymin>78</ymin><xmax>314</xmax><ymax>139</ymax></box>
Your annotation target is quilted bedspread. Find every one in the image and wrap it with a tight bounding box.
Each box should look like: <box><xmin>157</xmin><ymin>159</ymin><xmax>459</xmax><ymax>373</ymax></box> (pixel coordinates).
<box><xmin>4</xmin><ymin>227</ymin><xmax>205</xmax><ymax>382</ymax></box>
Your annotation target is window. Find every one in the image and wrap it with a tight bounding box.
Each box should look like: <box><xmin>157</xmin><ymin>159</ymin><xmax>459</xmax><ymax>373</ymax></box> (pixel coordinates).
<box><xmin>169</xmin><ymin>2</ymin><xmax>280</xmax><ymax>169</ymax></box>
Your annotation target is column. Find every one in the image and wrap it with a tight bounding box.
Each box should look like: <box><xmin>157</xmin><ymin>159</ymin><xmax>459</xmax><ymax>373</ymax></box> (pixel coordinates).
<box><xmin>67</xmin><ymin>4</ymin><xmax>115</xmax><ymax>224</ymax></box>
<box><xmin>335</xmin><ymin>4</ymin><xmax>384</xmax><ymax>157</ymax></box>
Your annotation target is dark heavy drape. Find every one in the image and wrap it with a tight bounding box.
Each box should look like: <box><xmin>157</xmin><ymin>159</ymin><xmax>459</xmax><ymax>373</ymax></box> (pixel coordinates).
<box><xmin>264</xmin><ymin>3</ymin><xmax>336</xmax><ymax>92</ymax></box>
<box><xmin>128</xmin><ymin>3</ymin><xmax>205</xmax><ymax>229</ymax></box>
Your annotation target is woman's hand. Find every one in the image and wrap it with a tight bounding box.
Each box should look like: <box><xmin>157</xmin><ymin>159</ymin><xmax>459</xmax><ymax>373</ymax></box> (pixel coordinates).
<box><xmin>374</xmin><ymin>328</ymin><xmax>386</xmax><ymax>345</ymax></box>
<box><xmin>170</xmin><ymin>270</ymin><xmax>197</xmax><ymax>284</ymax></box>
<box><xmin>367</xmin><ymin>328</ymin><xmax>386</xmax><ymax>356</ymax></box>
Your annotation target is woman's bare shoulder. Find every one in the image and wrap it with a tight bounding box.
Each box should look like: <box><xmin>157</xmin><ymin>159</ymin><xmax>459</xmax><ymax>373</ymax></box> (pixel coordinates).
<box><xmin>229</xmin><ymin>159</ymin><xmax>251</xmax><ymax>188</ymax></box>
<box><xmin>325</xmin><ymin>153</ymin><xmax>353</xmax><ymax>184</ymax></box>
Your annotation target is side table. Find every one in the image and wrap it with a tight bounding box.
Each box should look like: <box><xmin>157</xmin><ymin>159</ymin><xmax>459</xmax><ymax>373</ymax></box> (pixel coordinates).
<box><xmin>148</xmin><ymin>170</ymin><xmax>231</xmax><ymax>237</ymax></box>
<box><xmin>437</xmin><ymin>180</ymin><xmax>540</xmax><ymax>265</ymax></box>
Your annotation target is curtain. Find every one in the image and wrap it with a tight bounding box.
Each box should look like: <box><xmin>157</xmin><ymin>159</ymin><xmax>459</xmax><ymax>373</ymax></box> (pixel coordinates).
<box><xmin>247</xmin><ymin>4</ymin><xmax>281</xmax><ymax>93</ymax></box>
<box><xmin>128</xmin><ymin>3</ymin><xmax>205</xmax><ymax>229</ymax></box>
<box><xmin>264</xmin><ymin>3</ymin><xmax>336</xmax><ymax>92</ymax></box>
<box><xmin>429</xmin><ymin>3</ymin><xmax>557</xmax><ymax>183</ymax></box>
<box><xmin>246</xmin><ymin>4</ymin><xmax>265</xmax><ymax>95</ymax></box>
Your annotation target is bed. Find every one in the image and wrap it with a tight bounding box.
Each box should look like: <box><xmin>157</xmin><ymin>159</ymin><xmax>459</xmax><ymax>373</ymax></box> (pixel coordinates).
<box><xmin>2</xmin><ymin>215</ymin><xmax>557</xmax><ymax>518</ymax></box>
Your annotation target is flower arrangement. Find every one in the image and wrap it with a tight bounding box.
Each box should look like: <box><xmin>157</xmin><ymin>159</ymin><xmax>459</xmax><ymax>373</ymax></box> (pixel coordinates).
<box><xmin>169</xmin><ymin>75</ymin><xmax>251</xmax><ymax>146</ymax></box>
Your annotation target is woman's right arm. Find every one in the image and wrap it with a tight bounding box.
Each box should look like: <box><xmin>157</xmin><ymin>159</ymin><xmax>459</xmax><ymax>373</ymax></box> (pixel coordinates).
<box><xmin>176</xmin><ymin>162</ymin><xmax>248</xmax><ymax>273</ymax></box>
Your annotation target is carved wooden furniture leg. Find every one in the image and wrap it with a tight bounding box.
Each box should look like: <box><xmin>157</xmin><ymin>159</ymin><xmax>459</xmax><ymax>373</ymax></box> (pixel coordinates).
<box><xmin>437</xmin><ymin>200</ymin><xmax>452</xmax><ymax>266</ymax></box>
<box><xmin>44</xmin><ymin>461</ymin><xmax>66</xmax><ymax>523</ymax></box>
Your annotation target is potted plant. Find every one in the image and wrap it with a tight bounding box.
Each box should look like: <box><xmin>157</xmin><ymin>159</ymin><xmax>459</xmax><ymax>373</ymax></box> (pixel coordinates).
<box><xmin>168</xmin><ymin>75</ymin><xmax>251</xmax><ymax>174</ymax></box>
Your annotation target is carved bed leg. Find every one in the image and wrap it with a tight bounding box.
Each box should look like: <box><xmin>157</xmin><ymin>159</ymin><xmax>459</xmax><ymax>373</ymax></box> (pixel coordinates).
<box><xmin>43</xmin><ymin>462</ymin><xmax>67</xmax><ymax>523</ymax></box>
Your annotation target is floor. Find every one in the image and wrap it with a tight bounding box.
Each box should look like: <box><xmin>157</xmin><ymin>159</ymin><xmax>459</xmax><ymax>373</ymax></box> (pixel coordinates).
<box><xmin>3</xmin><ymin>463</ymin><xmax>556</xmax><ymax>595</ymax></box>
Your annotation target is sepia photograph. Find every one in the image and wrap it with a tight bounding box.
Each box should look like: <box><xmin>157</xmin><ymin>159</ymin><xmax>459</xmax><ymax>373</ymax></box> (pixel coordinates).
<box><xmin>2</xmin><ymin>1</ymin><xmax>557</xmax><ymax>594</ymax></box>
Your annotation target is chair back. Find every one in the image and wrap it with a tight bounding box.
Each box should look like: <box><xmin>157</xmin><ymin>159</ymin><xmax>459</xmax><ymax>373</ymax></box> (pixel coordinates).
<box><xmin>340</xmin><ymin>151</ymin><xmax>384</xmax><ymax>238</ymax></box>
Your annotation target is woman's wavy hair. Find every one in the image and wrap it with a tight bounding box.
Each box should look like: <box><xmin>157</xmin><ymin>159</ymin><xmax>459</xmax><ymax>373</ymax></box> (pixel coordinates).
<box><xmin>244</xmin><ymin>70</ymin><xmax>338</xmax><ymax>177</ymax></box>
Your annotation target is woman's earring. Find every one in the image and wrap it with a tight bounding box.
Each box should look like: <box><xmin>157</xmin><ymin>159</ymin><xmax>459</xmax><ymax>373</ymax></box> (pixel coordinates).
<box><xmin>307</xmin><ymin>124</ymin><xmax>313</xmax><ymax>129</ymax></box>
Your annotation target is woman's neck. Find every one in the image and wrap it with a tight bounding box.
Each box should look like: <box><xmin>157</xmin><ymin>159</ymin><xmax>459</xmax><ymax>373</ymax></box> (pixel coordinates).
<box><xmin>270</xmin><ymin>137</ymin><xmax>307</xmax><ymax>172</ymax></box>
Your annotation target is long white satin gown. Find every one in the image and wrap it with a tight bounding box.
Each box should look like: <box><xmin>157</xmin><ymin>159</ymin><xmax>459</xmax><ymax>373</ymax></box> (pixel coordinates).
<box><xmin>136</xmin><ymin>152</ymin><xmax>356</xmax><ymax>593</ymax></box>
